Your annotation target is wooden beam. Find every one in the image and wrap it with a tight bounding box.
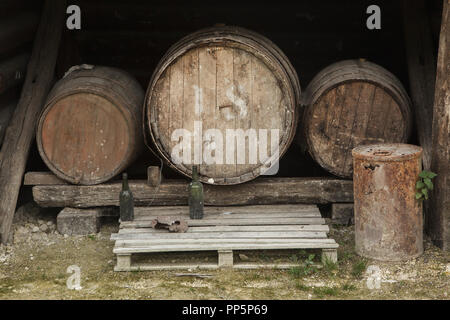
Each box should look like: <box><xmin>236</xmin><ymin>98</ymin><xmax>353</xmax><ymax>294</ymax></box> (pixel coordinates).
<box><xmin>23</xmin><ymin>172</ymin><xmax>67</xmax><ymax>186</ymax></box>
<box><xmin>0</xmin><ymin>0</ymin><xmax>66</xmax><ymax>244</ymax></box>
<box><xmin>31</xmin><ymin>176</ymin><xmax>354</xmax><ymax>208</ymax></box>
<box><xmin>429</xmin><ymin>0</ymin><xmax>450</xmax><ymax>251</ymax></box>
<box><xmin>403</xmin><ymin>0</ymin><xmax>436</xmax><ymax>169</ymax></box>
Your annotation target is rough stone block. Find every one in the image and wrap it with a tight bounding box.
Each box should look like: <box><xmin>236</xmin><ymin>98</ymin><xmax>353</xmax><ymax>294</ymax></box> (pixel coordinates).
<box><xmin>57</xmin><ymin>208</ymin><xmax>101</xmax><ymax>236</ymax></box>
<box><xmin>331</xmin><ymin>203</ymin><xmax>354</xmax><ymax>225</ymax></box>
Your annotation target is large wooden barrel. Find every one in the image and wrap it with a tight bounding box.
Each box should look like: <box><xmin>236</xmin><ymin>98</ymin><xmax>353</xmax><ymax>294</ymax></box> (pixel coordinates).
<box><xmin>145</xmin><ymin>26</ymin><xmax>301</xmax><ymax>185</ymax></box>
<box><xmin>37</xmin><ymin>66</ymin><xmax>144</xmax><ymax>185</ymax></box>
<box><xmin>300</xmin><ymin>60</ymin><xmax>413</xmax><ymax>178</ymax></box>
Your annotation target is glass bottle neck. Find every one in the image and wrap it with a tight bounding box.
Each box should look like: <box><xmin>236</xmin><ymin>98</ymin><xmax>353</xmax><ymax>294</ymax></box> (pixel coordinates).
<box><xmin>192</xmin><ymin>166</ymin><xmax>199</xmax><ymax>182</ymax></box>
<box><xmin>122</xmin><ymin>174</ymin><xmax>129</xmax><ymax>190</ymax></box>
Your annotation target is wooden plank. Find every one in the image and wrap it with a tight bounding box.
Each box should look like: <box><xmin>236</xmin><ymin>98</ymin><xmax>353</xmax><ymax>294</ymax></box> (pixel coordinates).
<box><xmin>198</xmin><ymin>46</ymin><xmax>217</xmax><ymax>179</ymax></box>
<box><xmin>182</xmin><ymin>48</ymin><xmax>199</xmax><ymax>167</ymax></box>
<box><xmin>0</xmin><ymin>0</ymin><xmax>66</xmax><ymax>244</ymax></box>
<box><xmin>114</xmin><ymin>242</ymin><xmax>339</xmax><ymax>254</ymax></box>
<box><xmin>115</xmin><ymin>262</ymin><xmax>316</xmax><ymax>272</ymax></box>
<box><xmin>23</xmin><ymin>172</ymin><xmax>67</xmax><ymax>186</ymax></box>
<box><xmin>32</xmin><ymin>177</ymin><xmax>354</xmax><ymax>207</ymax></box>
<box><xmin>134</xmin><ymin>204</ymin><xmax>320</xmax><ymax>216</ymax></box>
<box><xmin>429</xmin><ymin>0</ymin><xmax>450</xmax><ymax>251</ymax></box>
<box><xmin>111</xmin><ymin>231</ymin><xmax>328</xmax><ymax>240</ymax></box>
<box><xmin>403</xmin><ymin>0</ymin><xmax>436</xmax><ymax>170</ymax></box>
<box><xmin>115</xmin><ymin>263</ymin><xmax>220</xmax><ymax>272</ymax></box>
<box><xmin>117</xmin><ymin>224</ymin><xmax>330</xmax><ymax>233</ymax></box>
<box><xmin>133</xmin><ymin>212</ymin><xmax>321</xmax><ymax>221</ymax></box>
<box><xmin>121</xmin><ymin>217</ymin><xmax>325</xmax><ymax>228</ymax></box>
<box><xmin>216</xmin><ymin>46</ymin><xmax>236</xmax><ymax>180</ymax></box>
<box><xmin>115</xmin><ymin>238</ymin><xmax>336</xmax><ymax>246</ymax></box>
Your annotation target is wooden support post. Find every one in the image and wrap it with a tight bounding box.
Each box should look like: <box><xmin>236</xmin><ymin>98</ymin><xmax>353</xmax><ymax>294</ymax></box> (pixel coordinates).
<box><xmin>218</xmin><ymin>250</ymin><xmax>234</xmax><ymax>268</ymax></box>
<box><xmin>147</xmin><ymin>166</ymin><xmax>162</xmax><ymax>187</ymax></box>
<box><xmin>403</xmin><ymin>0</ymin><xmax>436</xmax><ymax>169</ymax></box>
<box><xmin>321</xmin><ymin>249</ymin><xmax>338</xmax><ymax>264</ymax></box>
<box><xmin>429</xmin><ymin>0</ymin><xmax>450</xmax><ymax>251</ymax></box>
<box><xmin>116</xmin><ymin>255</ymin><xmax>132</xmax><ymax>271</ymax></box>
<box><xmin>0</xmin><ymin>0</ymin><xmax>66</xmax><ymax>244</ymax></box>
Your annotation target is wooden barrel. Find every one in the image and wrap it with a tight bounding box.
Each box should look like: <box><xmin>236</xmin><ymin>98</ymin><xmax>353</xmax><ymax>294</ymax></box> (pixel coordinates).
<box><xmin>300</xmin><ymin>60</ymin><xmax>413</xmax><ymax>178</ymax></box>
<box><xmin>37</xmin><ymin>66</ymin><xmax>144</xmax><ymax>185</ymax></box>
<box><xmin>145</xmin><ymin>26</ymin><xmax>301</xmax><ymax>185</ymax></box>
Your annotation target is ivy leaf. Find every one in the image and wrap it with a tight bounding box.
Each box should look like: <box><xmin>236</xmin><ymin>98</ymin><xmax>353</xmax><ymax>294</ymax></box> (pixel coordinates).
<box><xmin>420</xmin><ymin>171</ymin><xmax>437</xmax><ymax>179</ymax></box>
<box><xmin>422</xmin><ymin>188</ymin><xmax>429</xmax><ymax>200</ymax></box>
<box><xmin>426</xmin><ymin>172</ymin><xmax>437</xmax><ymax>179</ymax></box>
<box><xmin>424</xmin><ymin>178</ymin><xmax>434</xmax><ymax>190</ymax></box>
<box><xmin>416</xmin><ymin>192</ymin><xmax>423</xmax><ymax>200</ymax></box>
<box><xmin>416</xmin><ymin>181</ymin><xmax>425</xmax><ymax>189</ymax></box>
<box><xmin>419</xmin><ymin>171</ymin><xmax>428</xmax><ymax>179</ymax></box>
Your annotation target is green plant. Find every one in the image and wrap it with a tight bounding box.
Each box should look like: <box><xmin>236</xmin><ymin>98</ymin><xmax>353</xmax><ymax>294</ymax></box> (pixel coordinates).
<box><xmin>415</xmin><ymin>170</ymin><xmax>437</xmax><ymax>201</ymax></box>
<box><xmin>341</xmin><ymin>283</ymin><xmax>356</xmax><ymax>291</ymax></box>
<box><xmin>351</xmin><ymin>260</ymin><xmax>367</xmax><ymax>278</ymax></box>
<box><xmin>313</xmin><ymin>286</ymin><xmax>339</xmax><ymax>297</ymax></box>
<box><xmin>288</xmin><ymin>253</ymin><xmax>317</xmax><ymax>278</ymax></box>
<box><xmin>322</xmin><ymin>258</ymin><xmax>338</xmax><ymax>275</ymax></box>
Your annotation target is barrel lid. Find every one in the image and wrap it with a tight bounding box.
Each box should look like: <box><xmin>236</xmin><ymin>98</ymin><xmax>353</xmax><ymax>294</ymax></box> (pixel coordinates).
<box><xmin>352</xmin><ymin>144</ymin><xmax>423</xmax><ymax>162</ymax></box>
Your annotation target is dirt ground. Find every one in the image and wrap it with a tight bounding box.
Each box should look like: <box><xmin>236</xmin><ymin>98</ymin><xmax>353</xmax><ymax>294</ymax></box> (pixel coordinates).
<box><xmin>0</xmin><ymin>202</ymin><xmax>448</xmax><ymax>300</ymax></box>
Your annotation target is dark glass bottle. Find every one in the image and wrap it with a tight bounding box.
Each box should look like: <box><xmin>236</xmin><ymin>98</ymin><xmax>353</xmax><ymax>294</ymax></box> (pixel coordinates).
<box><xmin>189</xmin><ymin>166</ymin><xmax>204</xmax><ymax>220</ymax></box>
<box><xmin>120</xmin><ymin>173</ymin><xmax>134</xmax><ymax>222</ymax></box>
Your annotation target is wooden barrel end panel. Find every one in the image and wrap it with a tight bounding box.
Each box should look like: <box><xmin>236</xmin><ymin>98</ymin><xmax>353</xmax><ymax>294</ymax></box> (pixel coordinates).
<box><xmin>302</xmin><ymin>60</ymin><xmax>412</xmax><ymax>178</ymax></box>
<box><xmin>37</xmin><ymin>67</ymin><xmax>144</xmax><ymax>185</ymax></box>
<box><xmin>146</xmin><ymin>27</ymin><xmax>301</xmax><ymax>185</ymax></box>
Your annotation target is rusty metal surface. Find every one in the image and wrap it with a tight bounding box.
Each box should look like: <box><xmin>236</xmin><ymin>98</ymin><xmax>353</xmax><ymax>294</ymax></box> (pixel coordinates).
<box><xmin>352</xmin><ymin>144</ymin><xmax>423</xmax><ymax>261</ymax></box>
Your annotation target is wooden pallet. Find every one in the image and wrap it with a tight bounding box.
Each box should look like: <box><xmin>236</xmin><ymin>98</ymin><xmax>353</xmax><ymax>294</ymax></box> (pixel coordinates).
<box><xmin>111</xmin><ymin>205</ymin><xmax>338</xmax><ymax>271</ymax></box>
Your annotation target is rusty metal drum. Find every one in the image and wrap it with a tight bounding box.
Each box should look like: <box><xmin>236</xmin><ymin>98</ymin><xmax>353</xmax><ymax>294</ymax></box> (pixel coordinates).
<box><xmin>352</xmin><ymin>144</ymin><xmax>423</xmax><ymax>261</ymax></box>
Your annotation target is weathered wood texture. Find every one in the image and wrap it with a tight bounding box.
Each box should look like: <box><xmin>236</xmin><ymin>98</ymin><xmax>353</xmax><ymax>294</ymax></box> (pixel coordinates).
<box><xmin>111</xmin><ymin>204</ymin><xmax>338</xmax><ymax>271</ymax></box>
<box><xmin>31</xmin><ymin>175</ymin><xmax>354</xmax><ymax>208</ymax></box>
<box><xmin>0</xmin><ymin>0</ymin><xmax>66</xmax><ymax>244</ymax></box>
<box><xmin>36</xmin><ymin>66</ymin><xmax>144</xmax><ymax>185</ymax></box>
<box><xmin>300</xmin><ymin>60</ymin><xmax>413</xmax><ymax>178</ymax></box>
<box><xmin>403</xmin><ymin>0</ymin><xmax>437</xmax><ymax>170</ymax></box>
<box><xmin>429</xmin><ymin>0</ymin><xmax>450</xmax><ymax>251</ymax></box>
<box><xmin>0</xmin><ymin>12</ymin><xmax>39</xmax><ymax>57</ymax></box>
<box><xmin>0</xmin><ymin>54</ymin><xmax>29</xmax><ymax>95</ymax></box>
<box><xmin>146</xmin><ymin>26</ymin><xmax>301</xmax><ymax>185</ymax></box>
<box><xmin>23</xmin><ymin>172</ymin><xmax>67</xmax><ymax>186</ymax></box>
<box><xmin>147</xmin><ymin>166</ymin><xmax>162</xmax><ymax>187</ymax></box>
